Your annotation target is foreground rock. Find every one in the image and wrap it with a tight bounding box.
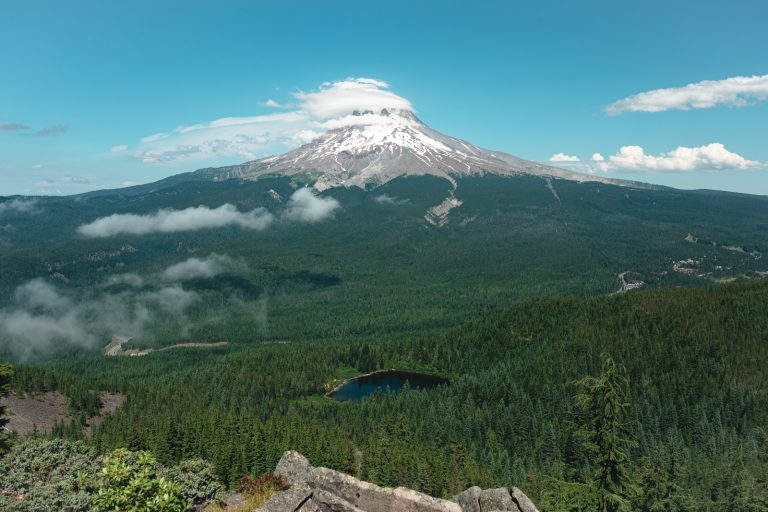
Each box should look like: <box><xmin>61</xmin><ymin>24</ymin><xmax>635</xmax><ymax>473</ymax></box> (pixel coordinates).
<box><xmin>452</xmin><ymin>485</ymin><xmax>539</xmax><ymax>512</ymax></box>
<box><xmin>259</xmin><ymin>451</ymin><xmax>538</xmax><ymax>512</ymax></box>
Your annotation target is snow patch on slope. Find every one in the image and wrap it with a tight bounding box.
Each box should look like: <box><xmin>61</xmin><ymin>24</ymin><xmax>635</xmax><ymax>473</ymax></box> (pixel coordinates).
<box><xmin>195</xmin><ymin>108</ymin><xmax>640</xmax><ymax>191</ymax></box>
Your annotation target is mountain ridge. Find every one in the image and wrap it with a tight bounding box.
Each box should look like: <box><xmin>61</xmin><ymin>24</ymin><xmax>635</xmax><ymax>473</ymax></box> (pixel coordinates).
<box><xmin>80</xmin><ymin>109</ymin><xmax>662</xmax><ymax>199</ymax></box>
<box><xmin>192</xmin><ymin>108</ymin><xmax>648</xmax><ymax>191</ymax></box>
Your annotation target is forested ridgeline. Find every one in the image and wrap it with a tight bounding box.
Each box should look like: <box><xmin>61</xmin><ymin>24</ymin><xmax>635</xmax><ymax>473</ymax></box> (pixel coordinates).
<box><xmin>9</xmin><ymin>365</ymin><xmax>103</xmax><ymax>417</ymax></box>
<box><xmin>14</xmin><ymin>279</ymin><xmax>764</xmax><ymax>510</ymax></box>
<box><xmin>4</xmin><ymin>175</ymin><xmax>768</xmax><ymax>364</ymax></box>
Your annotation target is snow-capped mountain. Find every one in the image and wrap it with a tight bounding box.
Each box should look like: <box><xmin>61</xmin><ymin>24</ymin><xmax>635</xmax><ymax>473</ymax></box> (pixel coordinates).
<box><xmin>195</xmin><ymin>109</ymin><xmax>629</xmax><ymax>190</ymax></box>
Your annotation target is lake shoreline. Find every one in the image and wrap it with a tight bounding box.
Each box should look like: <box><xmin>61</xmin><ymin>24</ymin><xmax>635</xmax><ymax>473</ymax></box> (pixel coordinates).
<box><xmin>325</xmin><ymin>368</ymin><xmax>449</xmax><ymax>401</ymax></box>
<box><xmin>324</xmin><ymin>368</ymin><xmax>398</xmax><ymax>399</ymax></box>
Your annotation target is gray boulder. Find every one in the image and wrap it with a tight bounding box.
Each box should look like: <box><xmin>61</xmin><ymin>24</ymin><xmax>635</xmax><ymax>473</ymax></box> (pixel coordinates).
<box><xmin>260</xmin><ymin>485</ymin><xmax>313</xmax><ymax>512</ymax></box>
<box><xmin>478</xmin><ymin>488</ymin><xmax>515</xmax><ymax>511</ymax></box>
<box><xmin>296</xmin><ymin>499</ymin><xmax>322</xmax><ymax>512</ymax></box>
<box><xmin>452</xmin><ymin>486</ymin><xmax>482</xmax><ymax>512</ymax></box>
<box><xmin>311</xmin><ymin>466</ymin><xmax>394</xmax><ymax>512</ymax></box>
<box><xmin>313</xmin><ymin>488</ymin><xmax>366</xmax><ymax>512</ymax></box>
<box><xmin>262</xmin><ymin>451</ymin><xmax>537</xmax><ymax>512</ymax></box>
<box><xmin>510</xmin><ymin>488</ymin><xmax>539</xmax><ymax>512</ymax></box>
<box><xmin>392</xmin><ymin>486</ymin><xmax>462</xmax><ymax>512</ymax></box>
<box><xmin>275</xmin><ymin>450</ymin><xmax>314</xmax><ymax>487</ymax></box>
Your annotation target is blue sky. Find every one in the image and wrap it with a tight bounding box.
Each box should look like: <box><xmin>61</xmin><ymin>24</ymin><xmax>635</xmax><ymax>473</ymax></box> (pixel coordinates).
<box><xmin>1</xmin><ymin>0</ymin><xmax>767</xmax><ymax>195</ymax></box>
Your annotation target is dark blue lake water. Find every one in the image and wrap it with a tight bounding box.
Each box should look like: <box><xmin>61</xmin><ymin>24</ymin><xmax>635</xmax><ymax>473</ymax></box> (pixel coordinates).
<box><xmin>328</xmin><ymin>370</ymin><xmax>448</xmax><ymax>401</ymax></box>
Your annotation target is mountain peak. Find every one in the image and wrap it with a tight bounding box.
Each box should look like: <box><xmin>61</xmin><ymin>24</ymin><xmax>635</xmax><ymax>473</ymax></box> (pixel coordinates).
<box><xmin>198</xmin><ymin>111</ymin><xmax>632</xmax><ymax>191</ymax></box>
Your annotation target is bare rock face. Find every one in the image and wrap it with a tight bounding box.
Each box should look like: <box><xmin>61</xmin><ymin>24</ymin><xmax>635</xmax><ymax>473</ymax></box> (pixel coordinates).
<box><xmin>260</xmin><ymin>485</ymin><xmax>313</xmax><ymax>512</ymax></box>
<box><xmin>478</xmin><ymin>488</ymin><xmax>516</xmax><ymax>512</ymax></box>
<box><xmin>196</xmin><ymin>108</ymin><xmax>632</xmax><ymax>193</ymax></box>
<box><xmin>510</xmin><ymin>488</ymin><xmax>539</xmax><ymax>512</ymax></box>
<box><xmin>274</xmin><ymin>451</ymin><xmax>314</xmax><ymax>487</ymax></box>
<box><xmin>452</xmin><ymin>486</ymin><xmax>482</xmax><ymax>512</ymax></box>
<box><xmin>261</xmin><ymin>451</ymin><xmax>538</xmax><ymax>512</ymax></box>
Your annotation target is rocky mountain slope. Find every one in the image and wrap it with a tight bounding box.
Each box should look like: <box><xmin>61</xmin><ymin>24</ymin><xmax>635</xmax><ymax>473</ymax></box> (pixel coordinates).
<box><xmin>261</xmin><ymin>451</ymin><xmax>538</xmax><ymax>512</ymax></box>
<box><xmin>186</xmin><ymin>109</ymin><xmax>642</xmax><ymax>192</ymax></box>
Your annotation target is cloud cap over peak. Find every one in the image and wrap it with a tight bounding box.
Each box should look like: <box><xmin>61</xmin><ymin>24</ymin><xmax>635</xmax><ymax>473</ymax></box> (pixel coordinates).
<box><xmin>133</xmin><ymin>78</ymin><xmax>412</xmax><ymax>165</ymax></box>
<box><xmin>294</xmin><ymin>78</ymin><xmax>412</xmax><ymax>119</ymax></box>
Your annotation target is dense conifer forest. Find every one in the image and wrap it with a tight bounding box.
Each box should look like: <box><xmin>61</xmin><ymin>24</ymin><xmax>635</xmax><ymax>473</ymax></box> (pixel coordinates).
<box><xmin>2</xmin><ymin>176</ymin><xmax>768</xmax><ymax>510</ymax></box>
<box><xmin>7</xmin><ymin>279</ymin><xmax>767</xmax><ymax>510</ymax></box>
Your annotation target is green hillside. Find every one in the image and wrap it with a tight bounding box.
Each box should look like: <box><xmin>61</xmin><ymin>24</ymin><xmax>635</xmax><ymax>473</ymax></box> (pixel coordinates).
<box><xmin>1</xmin><ymin>175</ymin><xmax>767</xmax><ymax>361</ymax></box>
<box><xmin>7</xmin><ymin>278</ymin><xmax>765</xmax><ymax>509</ymax></box>
<box><xmin>2</xmin><ymin>174</ymin><xmax>768</xmax><ymax>509</ymax></box>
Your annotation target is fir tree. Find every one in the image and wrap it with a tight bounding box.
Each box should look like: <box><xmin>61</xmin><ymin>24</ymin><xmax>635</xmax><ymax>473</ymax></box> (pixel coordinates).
<box><xmin>576</xmin><ymin>353</ymin><xmax>637</xmax><ymax>512</ymax></box>
<box><xmin>0</xmin><ymin>363</ymin><xmax>12</xmax><ymax>454</ymax></box>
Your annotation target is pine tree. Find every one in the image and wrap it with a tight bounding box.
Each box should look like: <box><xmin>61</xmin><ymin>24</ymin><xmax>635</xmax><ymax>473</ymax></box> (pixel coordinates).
<box><xmin>576</xmin><ymin>353</ymin><xmax>637</xmax><ymax>512</ymax></box>
<box><xmin>0</xmin><ymin>363</ymin><xmax>12</xmax><ymax>454</ymax></box>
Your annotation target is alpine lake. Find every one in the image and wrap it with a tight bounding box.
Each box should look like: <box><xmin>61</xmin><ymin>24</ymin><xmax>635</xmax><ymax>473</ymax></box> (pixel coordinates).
<box><xmin>327</xmin><ymin>370</ymin><xmax>449</xmax><ymax>401</ymax></box>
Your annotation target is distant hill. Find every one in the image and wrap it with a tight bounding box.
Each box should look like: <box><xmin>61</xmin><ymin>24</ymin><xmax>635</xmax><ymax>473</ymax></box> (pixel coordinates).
<box><xmin>2</xmin><ymin>172</ymin><xmax>768</xmax><ymax>361</ymax></box>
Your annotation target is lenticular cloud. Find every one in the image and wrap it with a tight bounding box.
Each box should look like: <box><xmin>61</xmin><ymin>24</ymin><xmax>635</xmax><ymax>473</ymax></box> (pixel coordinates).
<box><xmin>77</xmin><ymin>203</ymin><xmax>274</xmax><ymax>238</ymax></box>
<box><xmin>135</xmin><ymin>78</ymin><xmax>414</xmax><ymax>164</ymax></box>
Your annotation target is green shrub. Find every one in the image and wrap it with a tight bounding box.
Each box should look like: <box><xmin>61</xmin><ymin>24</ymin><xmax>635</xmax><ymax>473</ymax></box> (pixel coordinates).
<box><xmin>91</xmin><ymin>448</ymin><xmax>190</xmax><ymax>512</ymax></box>
<box><xmin>0</xmin><ymin>439</ymin><xmax>97</xmax><ymax>512</ymax></box>
<box><xmin>160</xmin><ymin>458</ymin><xmax>223</xmax><ymax>506</ymax></box>
<box><xmin>0</xmin><ymin>439</ymin><xmax>224</xmax><ymax>511</ymax></box>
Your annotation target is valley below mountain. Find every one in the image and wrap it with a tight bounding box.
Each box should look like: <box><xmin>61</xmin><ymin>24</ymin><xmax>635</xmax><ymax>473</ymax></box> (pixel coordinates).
<box><xmin>2</xmin><ymin>104</ymin><xmax>768</xmax><ymax>512</ymax></box>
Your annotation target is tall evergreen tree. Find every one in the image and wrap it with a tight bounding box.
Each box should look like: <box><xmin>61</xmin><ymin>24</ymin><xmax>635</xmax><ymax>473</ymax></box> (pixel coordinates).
<box><xmin>576</xmin><ymin>353</ymin><xmax>636</xmax><ymax>512</ymax></box>
<box><xmin>0</xmin><ymin>363</ymin><xmax>12</xmax><ymax>454</ymax></box>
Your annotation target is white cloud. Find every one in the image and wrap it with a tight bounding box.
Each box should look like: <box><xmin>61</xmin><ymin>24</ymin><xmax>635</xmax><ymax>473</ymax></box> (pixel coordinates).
<box><xmin>373</xmin><ymin>194</ymin><xmax>397</xmax><ymax>204</ymax></box>
<box><xmin>136</xmin><ymin>78</ymin><xmax>413</xmax><ymax>164</ymax></box>
<box><xmin>161</xmin><ymin>254</ymin><xmax>241</xmax><ymax>281</ymax></box>
<box><xmin>283</xmin><ymin>188</ymin><xmax>340</xmax><ymax>223</ymax></box>
<box><xmin>293</xmin><ymin>77</ymin><xmax>412</xmax><ymax>119</ymax></box>
<box><xmin>608</xmin><ymin>143</ymin><xmax>758</xmax><ymax>172</ymax></box>
<box><xmin>262</xmin><ymin>99</ymin><xmax>291</xmax><ymax>109</ymax></box>
<box><xmin>0</xmin><ymin>278</ymin><xmax>198</xmax><ymax>360</ymax></box>
<box><xmin>77</xmin><ymin>203</ymin><xmax>274</xmax><ymax>238</ymax></box>
<box><xmin>140</xmin><ymin>285</ymin><xmax>198</xmax><ymax>314</ymax></box>
<box><xmin>606</xmin><ymin>74</ymin><xmax>768</xmax><ymax>114</ymax></box>
<box><xmin>0</xmin><ymin>198</ymin><xmax>40</xmax><ymax>215</ymax></box>
<box><xmin>549</xmin><ymin>153</ymin><xmax>580</xmax><ymax>163</ymax></box>
<box><xmin>138</xmin><ymin>112</ymin><xmax>308</xmax><ymax>164</ymax></box>
<box><xmin>30</xmin><ymin>175</ymin><xmax>95</xmax><ymax>195</ymax></box>
<box><xmin>104</xmin><ymin>273</ymin><xmax>145</xmax><ymax>288</ymax></box>
<box><xmin>110</xmin><ymin>144</ymin><xmax>128</xmax><ymax>153</ymax></box>
<box><xmin>573</xmin><ymin>143</ymin><xmax>763</xmax><ymax>173</ymax></box>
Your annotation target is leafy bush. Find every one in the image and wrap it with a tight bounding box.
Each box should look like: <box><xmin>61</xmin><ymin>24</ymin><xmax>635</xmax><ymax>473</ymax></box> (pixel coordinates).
<box><xmin>91</xmin><ymin>448</ymin><xmax>190</xmax><ymax>512</ymax></box>
<box><xmin>160</xmin><ymin>458</ymin><xmax>223</xmax><ymax>506</ymax></box>
<box><xmin>0</xmin><ymin>438</ymin><xmax>97</xmax><ymax>512</ymax></box>
<box><xmin>0</xmin><ymin>439</ymin><xmax>224</xmax><ymax>511</ymax></box>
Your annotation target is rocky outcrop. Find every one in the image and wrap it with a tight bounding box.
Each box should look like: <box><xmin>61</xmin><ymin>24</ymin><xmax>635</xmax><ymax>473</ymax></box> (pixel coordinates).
<box><xmin>452</xmin><ymin>485</ymin><xmax>539</xmax><ymax>512</ymax></box>
<box><xmin>259</xmin><ymin>451</ymin><xmax>538</xmax><ymax>512</ymax></box>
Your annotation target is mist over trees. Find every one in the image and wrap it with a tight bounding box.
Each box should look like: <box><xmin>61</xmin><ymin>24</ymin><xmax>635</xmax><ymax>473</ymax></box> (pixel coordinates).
<box><xmin>2</xmin><ymin>176</ymin><xmax>768</xmax><ymax>510</ymax></box>
<box><xmin>4</xmin><ymin>279</ymin><xmax>765</xmax><ymax>509</ymax></box>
